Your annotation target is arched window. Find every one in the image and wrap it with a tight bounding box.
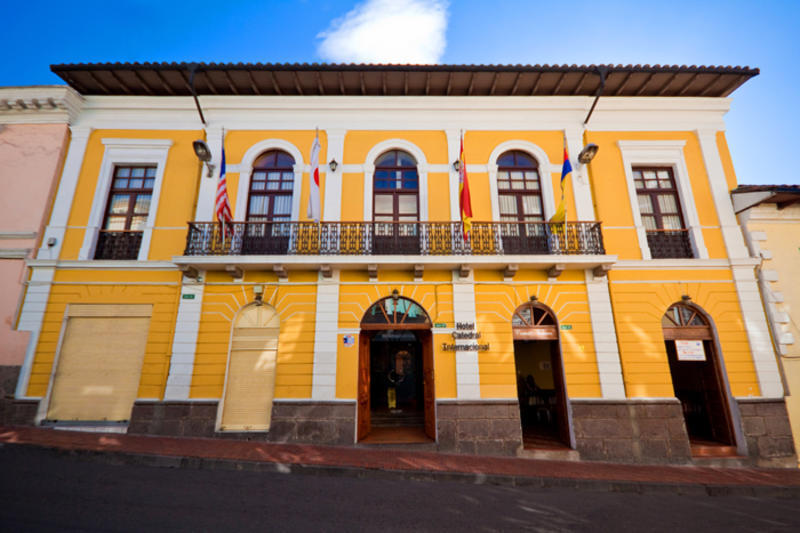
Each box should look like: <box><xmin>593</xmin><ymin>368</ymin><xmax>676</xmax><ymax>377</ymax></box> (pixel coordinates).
<box><xmin>243</xmin><ymin>150</ymin><xmax>295</xmax><ymax>254</ymax></box>
<box><xmin>361</xmin><ymin>295</ymin><xmax>431</xmax><ymax>328</ymax></box>
<box><xmin>247</xmin><ymin>150</ymin><xmax>295</xmax><ymax>223</ymax></box>
<box><xmin>373</xmin><ymin>150</ymin><xmax>419</xmax><ymax>253</ymax></box>
<box><xmin>497</xmin><ymin>150</ymin><xmax>544</xmax><ymax>223</ymax></box>
<box><xmin>497</xmin><ymin>151</ymin><xmax>547</xmax><ymax>253</ymax></box>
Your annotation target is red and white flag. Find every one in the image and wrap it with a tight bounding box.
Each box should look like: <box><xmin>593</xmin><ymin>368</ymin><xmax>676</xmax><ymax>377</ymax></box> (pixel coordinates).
<box><xmin>307</xmin><ymin>133</ymin><xmax>321</xmax><ymax>222</ymax></box>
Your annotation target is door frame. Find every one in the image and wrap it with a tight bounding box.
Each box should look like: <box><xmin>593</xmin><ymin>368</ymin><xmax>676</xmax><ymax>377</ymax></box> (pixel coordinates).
<box><xmin>511</xmin><ymin>301</ymin><xmax>576</xmax><ymax>449</ymax></box>
<box><xmin>662</xmin><ymin>302</ymin><xmax>745</xmax><ymax>454</ymax></box>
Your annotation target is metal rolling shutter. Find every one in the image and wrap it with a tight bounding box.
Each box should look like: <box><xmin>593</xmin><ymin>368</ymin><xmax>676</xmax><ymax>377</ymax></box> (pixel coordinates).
<box><xmin>220</xmin><ymin>305</ymin><xmax>280</xmax><ymax>431</ymax></box>
<box><xmin>46</xmin><ymin>305</ymin><xmax>151</xmax><ymax>421</ymax></box>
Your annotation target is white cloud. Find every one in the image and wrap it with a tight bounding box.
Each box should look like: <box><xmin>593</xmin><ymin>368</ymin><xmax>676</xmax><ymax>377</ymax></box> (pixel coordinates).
<box><xmin>317</xmin><ymin>0</ymin><xmax>448</xmax><ymax>64</ymax></box>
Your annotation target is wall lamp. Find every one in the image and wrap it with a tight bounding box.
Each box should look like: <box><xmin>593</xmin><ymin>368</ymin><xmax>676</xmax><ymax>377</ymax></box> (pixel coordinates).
<box><xmin>253</xmin><ymin>285</ymin><xmax>264</xmax><ymax>305</ymax></box>
<box><xmin>577</xmin><ymin>143</ymin><xmax>599</xmax><ymax>164</ymax></box>
<box><xmin>328</xmin><ymin>159</ymin><xmax>338</xmax><ymax>172</ymax></box>
<box><xmin>452</xmin><ymin>160</ymin><xmax>461</xmax><ymax>172</ymax></box>
<box><xmin>193</xmin><ymin>140</ymin><xmax>216</xmax><ymax>177</ymax></box>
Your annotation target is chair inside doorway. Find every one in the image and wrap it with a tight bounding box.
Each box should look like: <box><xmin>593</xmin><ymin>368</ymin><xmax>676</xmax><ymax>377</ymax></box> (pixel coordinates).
<box><xmin>512</xmin><ymin>301</ymin><xmax>571</xmax><ymax>450</ymax></box>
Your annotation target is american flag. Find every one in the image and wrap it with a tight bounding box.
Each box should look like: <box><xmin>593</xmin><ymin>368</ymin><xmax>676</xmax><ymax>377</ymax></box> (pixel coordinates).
<box><xmin>216</xmin><ymin>141</ymin><xmax>233</xmax><ymax>225</ymax></box>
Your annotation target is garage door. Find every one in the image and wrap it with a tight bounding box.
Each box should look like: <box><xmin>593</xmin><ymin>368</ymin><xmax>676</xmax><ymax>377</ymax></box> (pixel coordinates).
<box><xmin>219</xmin><ymin>304</ymin><xmax>280</xmax><ymax>432</ymax></box>
<box><xmin>46</xmin><ymin>304</ymin><xmax>151</xmax><ymax>422</ymax></box>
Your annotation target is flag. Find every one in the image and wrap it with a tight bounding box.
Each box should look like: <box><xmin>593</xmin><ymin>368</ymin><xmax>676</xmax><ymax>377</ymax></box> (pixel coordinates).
<box><xmin>549</xmin><ymin>147</ymin><xmax>571</xmax><ymax>223</ymax></box>
<box><xmin>307</xmin><ymin>134</ymin><xmax>321</xmax><ymax>222</ymax></box>
<box><xmin>215</xmin><ymin>138</ymin><xmax>233</xmax><ymax>226</ymax></box>
<box><xmin>458</xmin><ymin>134</ymin><xmax>473</xmax><ymax>240</ymax></box>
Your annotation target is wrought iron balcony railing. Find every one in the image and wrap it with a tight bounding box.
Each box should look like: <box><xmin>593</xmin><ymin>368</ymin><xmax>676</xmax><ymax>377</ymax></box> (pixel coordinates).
<box><xmin>94</xmin><ymin>230</ymin><xmax>143</xmax><ymax>260</ymax></box>
<box><xmin>646</xmin><ymin>229</ymin><xmax>694</xmax><ymax>259</ymax></box>
<box><xmin>183</xmin><ymin>221</ymin><xmax>605</xmax><ymax>256</ymax></box>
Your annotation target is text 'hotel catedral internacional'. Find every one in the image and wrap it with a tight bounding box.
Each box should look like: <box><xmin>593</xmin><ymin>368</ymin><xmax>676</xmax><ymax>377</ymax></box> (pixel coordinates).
<box><xmin>3</xmin><ymin>62</ymin><xmax>797</xmax><ymax>467</ymax></box>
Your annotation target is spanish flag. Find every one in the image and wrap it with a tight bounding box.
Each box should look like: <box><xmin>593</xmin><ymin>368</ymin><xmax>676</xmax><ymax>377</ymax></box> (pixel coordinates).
<box><xmin>459</xmin><ymin>134</ymin><xmax>473</xmax><ymax>239</ymax></box>
<box><xmin>549</xmin><ymin>147</ymin><xmax>572</xmax><ymax>223</ymax></box>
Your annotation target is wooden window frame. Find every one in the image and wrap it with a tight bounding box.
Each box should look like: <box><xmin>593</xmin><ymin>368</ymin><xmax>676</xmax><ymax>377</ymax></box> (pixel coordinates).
<box><xmin>246</xmin><ymin>150</ymin><xmax>295</xmax><ymax>222</ymax></box>
<box><xmin>497</xmin><ymin>150</ymin><xmax>544</xmax><ymax>223</ymax></box>
<box><xmin>633</xmin><ymin>166</ymin><xmax>686</xmax><ymax>231</ymax></box>
<box><xmin>372</xmin><ymin>150</ymin><xmax>420</xmax><ymax>223</ymax></box>
<box><xmin>101</xmin><ymin>165</ymin><xmax>156</xmax><ymax>231</ymax></box>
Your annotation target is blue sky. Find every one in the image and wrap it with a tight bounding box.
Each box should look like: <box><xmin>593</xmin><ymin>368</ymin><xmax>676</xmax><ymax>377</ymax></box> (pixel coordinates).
<box><xmin>2</xmin><ymin>0</ymin><xmax>797</xmax><ymax>185</ymax></box>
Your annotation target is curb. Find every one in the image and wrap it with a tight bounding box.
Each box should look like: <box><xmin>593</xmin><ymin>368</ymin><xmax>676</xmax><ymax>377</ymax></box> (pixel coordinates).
<box><xmin>3</xmin><ymin>441</ymin><xmax>798</xmax><ymax>498</ymax></box>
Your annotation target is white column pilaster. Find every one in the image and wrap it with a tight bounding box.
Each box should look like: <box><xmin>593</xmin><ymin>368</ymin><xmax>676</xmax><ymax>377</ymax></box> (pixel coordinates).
<box><xmin>585</xmin><ymin>272</ymin><xmax>626</xmax><ymax>399</ymax></box>
<box><xmin>312</xmin><ymin>270</ymin><xmax>340</xmax><ymax>400</ymax></box>
<box><xmin>695</xmin><ymin>129</ymin><xmax>749</xmax><ymax>259</ymax></box>
<box><xmin>15</xmin><ymin>266</ymin><xmax>56</xmax><ymax>398</ymax></box>
<box><xmin>194</xmin><ymin>127</ymin><xmax>223</xmax><ymax>221</ymax></box>
<box><xmin>565</xmin><ymin>126</ymin><xmax>596</xmax><ymax>221</ymax></box>
<box><xmin>446</xmin><ymin>129</ymin><xmax>461</xmax><ymax>221</ymax></box>
<box><xmin>452</xmin><ymin>271</ymin><xmax>480</xmax><ymax>399</ymax></box>
<box><xmin>732</xmin><ymin>264</ymin><xmax>784</xmax><ymax>398</ymax></box>
<box><xmin>322</xmin><ymin>129</ymin><xmax>345</xmax><ymax>221</ymax></box>
<box><xmin>163</xmin><ymin>280</ymin><xmax>205</xmax><ymax>400</ymax></box>
<box><xmin>38</xmin><ymin>126</ymin><xmax>92</xmax><ymax>260</ymax></box>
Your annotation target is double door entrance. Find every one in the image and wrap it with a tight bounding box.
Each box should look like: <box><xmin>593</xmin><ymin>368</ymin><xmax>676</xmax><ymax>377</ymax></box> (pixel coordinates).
<box><xmin>357</xmin><ymin>296</ymin><xmax>435</xmax><ymax>442</ymax></box>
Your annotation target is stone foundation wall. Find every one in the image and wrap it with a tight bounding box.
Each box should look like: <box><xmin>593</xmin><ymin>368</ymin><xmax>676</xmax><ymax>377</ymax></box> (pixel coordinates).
<box><xmin>0</xmin><ymin>365</ymin><xmax>20</xmax><ymax>425</ymax></box>
<box><xmin>128</xmin><ymin>400</ymin><xmax>356</xmax><ymax>445</ymax></box>
<box><xmin>737</xmin><ymin>398</ymin><xmax>796</xmax><ymax>468</ymax></box>
<box><xmin>436</xmin><ymin>400</ymin><xmax>522</xmax><ymax>456</ymax></box>
<box><xmin>1</xmin><ymin>399</ymin><xmax>39</xmax><ymax>427</ymax></box>
<box><xmin>128</xmin><ymin>401</ymin><xmax>218</xmax><ymax>437</ymax></box>
<box><xmin>571</xmin><ymin>399</ymin><xmax>692</xmax><ymax>464</ymax></box>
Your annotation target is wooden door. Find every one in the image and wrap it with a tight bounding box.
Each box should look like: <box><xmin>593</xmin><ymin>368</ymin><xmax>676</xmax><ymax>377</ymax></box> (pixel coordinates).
<box><xmin>551</xmin><ymin>340</ymin><xmax>571</xmax><ymax>446</ymax></box>
<box><xmin>421</xmin><ymin>330</ymin><xmax>436</xmax><ymax>440</ymax></box>
<box><xmin>357</xmin><ymin>332</ymin><xmax>371</xmax><ymax>440</ymax></box>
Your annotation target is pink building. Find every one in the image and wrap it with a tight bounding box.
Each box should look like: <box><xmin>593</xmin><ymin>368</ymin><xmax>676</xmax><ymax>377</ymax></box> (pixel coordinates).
<box><xmin>0</xmin><ymin>86</ymin><xmax>80</xmax><ymax>416</ymax></box>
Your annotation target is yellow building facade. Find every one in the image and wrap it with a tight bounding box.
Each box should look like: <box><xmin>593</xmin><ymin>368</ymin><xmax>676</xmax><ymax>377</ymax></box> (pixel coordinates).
<box><xmin>8</xmin><ymin>63</ymin><xmax>795</xmax><ymax>466</ymax></box>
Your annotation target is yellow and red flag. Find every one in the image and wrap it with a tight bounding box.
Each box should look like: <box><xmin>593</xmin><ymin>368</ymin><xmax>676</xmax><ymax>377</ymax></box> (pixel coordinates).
<box><xmin>459</xmin><ymin>134</ymin><xmax>473</xmax><ymax>240</ymax></box>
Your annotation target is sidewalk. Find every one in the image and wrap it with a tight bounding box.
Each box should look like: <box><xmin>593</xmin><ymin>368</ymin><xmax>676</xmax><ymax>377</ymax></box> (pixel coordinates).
<box><xmin>2</xmin><ymin>425</ymin><xmax>799</xmax><ymax>496</ymax></box>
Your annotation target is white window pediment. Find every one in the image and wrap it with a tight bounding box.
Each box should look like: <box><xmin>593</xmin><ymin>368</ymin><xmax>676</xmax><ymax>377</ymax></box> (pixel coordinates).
<box><xmin>80</xmin><ymin>138</ymin><xmax>173</xmax><ymax>261</ymax></box>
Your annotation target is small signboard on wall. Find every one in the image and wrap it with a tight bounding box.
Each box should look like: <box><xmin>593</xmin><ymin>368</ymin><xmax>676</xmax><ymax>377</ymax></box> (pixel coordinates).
<box><xmin>676</xmin><ymin>340</ymin><xmax>706</xmax><ymax>361</ymax></box>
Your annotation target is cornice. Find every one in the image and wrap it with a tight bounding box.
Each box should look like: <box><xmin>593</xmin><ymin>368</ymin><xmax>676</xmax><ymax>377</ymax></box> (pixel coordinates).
<box><xmin>0</xmin><ymin>85</ymin><xmax>84</xmax><ymax>125</ymax></box>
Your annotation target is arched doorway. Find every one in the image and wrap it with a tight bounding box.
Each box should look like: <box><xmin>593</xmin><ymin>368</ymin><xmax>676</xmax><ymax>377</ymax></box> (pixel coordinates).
<box><xmin>358</xmin><ymin>294</ymin><xmax>434</xmax><ymax>442</ymax></box>
<box><xmin>662</xmin><ymin>302</ymin><xmax>735</xmax><ymax>448</ymax></box>
<box><xmin>216</xmin><ymin>303</ymin><xmax>280</xmax><ymax>432</ymax></box>
<box><xmin>512</xmin><ymin>301</ymin><xmax>571</xmax><ymax>448</ymax></box>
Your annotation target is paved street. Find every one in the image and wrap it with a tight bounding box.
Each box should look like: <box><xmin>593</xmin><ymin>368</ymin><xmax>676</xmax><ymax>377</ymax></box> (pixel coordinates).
<box><xmin>0</xmin><ymin>445</ymin><xmax>797</xmax><ymax>532</ymax></box>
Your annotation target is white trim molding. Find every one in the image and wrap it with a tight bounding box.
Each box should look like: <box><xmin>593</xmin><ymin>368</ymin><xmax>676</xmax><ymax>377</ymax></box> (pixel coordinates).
<box><xmin>79</xmin><ymin>138</ymin><xmax>173</xmax><ymax>261</ymax></box>
<box><xmin>487</xmin><ymin>139</ymin><xmax>556</xmax><ymax>221</ymax></box>
<box><xmin>38</xmin><ymin>126</ymin><xmax>92</xmax><ymax>261</ymax></box>
<box><xmin>363</xmin><ymin>138</ymin><xmax>430</xmax><ymax>222</ymax></box>
<box><xmin>585</xmin><ymin>271</ymin><xmax>626</xmax><ymax>399</ymax></box>
<box><xmin>163</xmin><ymin>280</ymin><xmax>205</xmax><ymax>400</ymax></box>
<box><xmin>0</xmin><ymin>86</ymin><xmax>83</xmax><ymax>125</ymax></box>
<box><xmin>731</xmin><ymin>265</ymin><xmax>785</xmax><ymax>398</ymax></box>
<box><xmin>311</xmin><ymin>270</ymin><xmax>340</xmax><ymax>400</ymax></box>
<box><xmin>15</xmin><ymin>266</ymin><xmax>56</xmax><ymax>398</ymax></box>
<box><xmin>695</xmin><ymin>129</ymin><xmax>749</xmax><ymax>259</ymax></box>
<box><xmin>322</xmin><ymin>129</ymin><xmax>346</xmax><ymax>221</ymax></box>
<box><xmin>617</xmin><ymin>140</ymin><xmax>708</xmax><ymax>260</ymax></box>
<box><xmin>452</xmin><ymin>270</ymin><xmax>481</xmax><ymax>399</ymax></box>
<box><xmin>233</xmin><ymin>138</ymin><xmax>306</xmax><ymax>222</ymax></box>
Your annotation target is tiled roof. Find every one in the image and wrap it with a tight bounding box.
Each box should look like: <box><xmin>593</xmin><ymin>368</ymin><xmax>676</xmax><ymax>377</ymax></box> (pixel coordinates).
<box><xmin>49</xmin><ymin>62</ymin><xmax>758</xmax><ymax>98</ymax></box>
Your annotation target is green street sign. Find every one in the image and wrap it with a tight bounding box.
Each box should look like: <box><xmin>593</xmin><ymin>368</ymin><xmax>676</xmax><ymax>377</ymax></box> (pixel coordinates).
<box><xmin>560</xmin><ymin>324</ymin><xmax>572</xmax><ymax>330</ymax></box>
<box><xmin>182</xmin><ymin>294</ymin><xmax>195</xmax><ymax>300</ymax></box>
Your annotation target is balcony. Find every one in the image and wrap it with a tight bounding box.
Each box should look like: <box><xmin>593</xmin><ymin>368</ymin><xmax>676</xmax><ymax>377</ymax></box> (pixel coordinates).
<box><xmin>175</xmin><ymin>220</ymin><xmax>614</xmax><ymax>278</ymax></box>
<box><xmin>183</xmin><ymin>221</ymin><xmax>606</xmax><ymax>256</ymax></box>
<box><xmin>646</xmin><ymin>229</ymin><xmax>693</xmax><ymax>259</ymax></box>
<box><xmin>94</xmin><ymin>230</ymin><xmax>142</xmax><ymax>260</ymax></box>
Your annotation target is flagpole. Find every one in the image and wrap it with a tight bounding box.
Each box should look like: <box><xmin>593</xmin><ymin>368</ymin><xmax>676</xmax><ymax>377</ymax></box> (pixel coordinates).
<box><xmin>563</xmin><ymin>133</ymin><xmax>568</xmax><ymax>246</ymax></box>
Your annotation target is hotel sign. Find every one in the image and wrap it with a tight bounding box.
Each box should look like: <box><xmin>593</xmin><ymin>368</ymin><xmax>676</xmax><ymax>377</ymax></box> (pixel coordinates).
<box><xmin>441</xmin><ymin>322</ymin><xmax>490</xmax><ymax>352</ymax></box>
<box><xmin>675</xmin><ymin>340</ymin><xmax>706</xmax><ymax>361</ymax></box>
